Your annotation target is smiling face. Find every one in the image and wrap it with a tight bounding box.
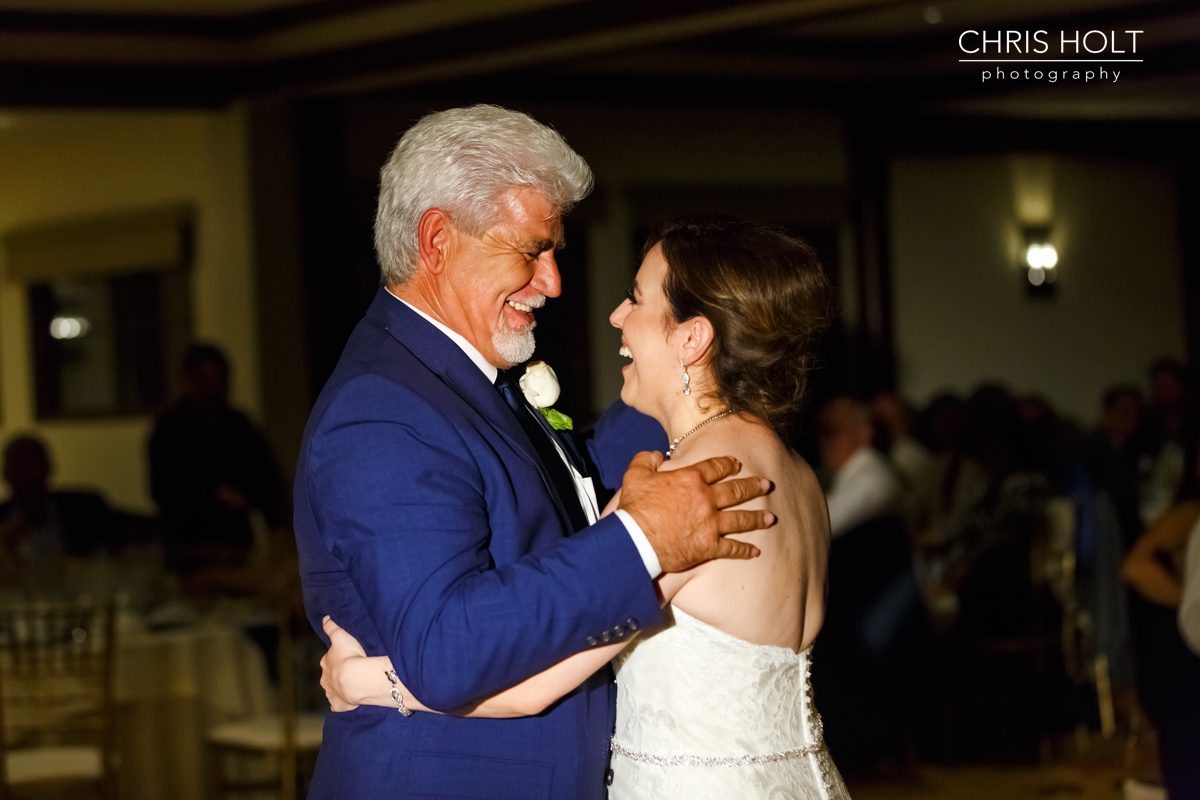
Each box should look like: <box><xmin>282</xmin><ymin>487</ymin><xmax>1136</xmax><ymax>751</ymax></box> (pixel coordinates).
<box><xmin>442</xmin><ymin>186</ymin><xmax>564</xmax><ymax>368</ymax></box>
<box><xmin>609</xmin><ymin>243</ymin><xmax>690</xmax><ymax>421</ymax></box>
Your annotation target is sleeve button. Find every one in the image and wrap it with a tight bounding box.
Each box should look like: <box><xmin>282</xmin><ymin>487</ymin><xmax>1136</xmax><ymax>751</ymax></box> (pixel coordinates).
<box><xmin>626</xmin><ymin>618</ymin><xmax>640</xmax><ymax>631</ymax></box>
<box><xmin>585</xmin><ymin>636</ymin><xmax>599</xmax><ymax>647</ymax></box>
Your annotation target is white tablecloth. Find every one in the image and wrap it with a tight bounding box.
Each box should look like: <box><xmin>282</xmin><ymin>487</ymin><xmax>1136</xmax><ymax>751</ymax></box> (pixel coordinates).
<box><xmin>115</xmin><ymin>615</ymin><xmax>271</xmax><ymax>800</ymax></box>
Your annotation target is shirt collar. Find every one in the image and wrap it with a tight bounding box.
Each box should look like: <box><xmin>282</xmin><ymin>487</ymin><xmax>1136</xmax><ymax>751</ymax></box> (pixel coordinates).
<box><xmin>833</xmin><ymin>447</ymin><xmax>875</xmax><ymax>486</ymax></box>
<box><xmin>385</xmin><ymin>287</ymin><xmax>499</xmax><ymax>384</ymax></box>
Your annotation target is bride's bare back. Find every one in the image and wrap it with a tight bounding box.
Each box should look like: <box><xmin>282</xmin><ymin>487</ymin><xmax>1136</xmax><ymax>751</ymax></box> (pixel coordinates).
<box><xmin>658</xmin><ymin>413</ymin><xmax>829</xmax><ymax>653</ymax></box>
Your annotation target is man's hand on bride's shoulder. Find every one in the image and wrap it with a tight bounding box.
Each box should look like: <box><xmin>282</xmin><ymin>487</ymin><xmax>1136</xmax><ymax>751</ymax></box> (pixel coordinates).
<box><xmin>321</xmin><ymin>616</ymin><xmax>368</xmax><ymax>712</ymax></box>
<box><xmin>618</xmin><ymin>451</ymin><xmax>775</xmax><ymax>574</ymax></box>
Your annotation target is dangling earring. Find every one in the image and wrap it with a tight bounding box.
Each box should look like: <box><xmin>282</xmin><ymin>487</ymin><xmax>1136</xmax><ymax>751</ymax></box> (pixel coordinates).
<box><xmin>681</xmin><ymin>360</ymin><xmax>691</xmax><ymax>396</ymax></box>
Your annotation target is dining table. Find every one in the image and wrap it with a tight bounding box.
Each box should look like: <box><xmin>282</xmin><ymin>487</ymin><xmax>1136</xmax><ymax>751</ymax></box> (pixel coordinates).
<box><xmin>115</xmin><ymin>606</ymin><xmax>274</xmax><ymax>800</ymax></box>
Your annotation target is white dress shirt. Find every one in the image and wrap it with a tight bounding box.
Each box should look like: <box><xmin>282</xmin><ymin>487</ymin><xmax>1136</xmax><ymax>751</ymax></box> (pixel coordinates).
<box><xmin>387</xmin><ymin>289</ymin><xmax>661</xmax><ymax>577</ymax></box>
<box><xmin>826</xmin><ymin>446</ymin><xmax>902</xmax><ymax>539</ymax></box>
<box><xmin>1181</xmin><ymin>517</ymin><xmax>1200</xmax><ymax>656</ymax></box>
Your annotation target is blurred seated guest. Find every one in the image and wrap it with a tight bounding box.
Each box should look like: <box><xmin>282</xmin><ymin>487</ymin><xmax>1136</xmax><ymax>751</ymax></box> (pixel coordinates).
<box><xmin>1123</xmin><ymin>431</ymin><xmax>1200</xmax><ymax>800</ymax></box>
<box><xmin>872</xmin><ymin>392</ymin><xmax>934</xmax><ymax>487</ymax></box>
<box><xmin>872</xmin><ymin>392</ymin><xmax>935</xmax><ymax>530</ymax></box>
<box><xmin>922</xmin><ymin>388</ymin><xmax>1074</xmax><ymax>756</ymax></box>
<box><xmin>913</xmin><ymin>393</ymin><xmax>983</xmax><ymax>549</ymax></box>
<box><xmin>913</xmin><ymin>392</ymin><xmax>964</xmax><ymax>459</ymax></box>
<box><xmin>941</xmin><ymin>385</ymin><xmax>1048</xmax><ymax>637</ymax></box>
<box><xmin>959</xmin><ymin>385</ymin><xmax>1030</xmax><ymax>490</ymax></box>
<box><xmin>905</xmin><ymin>393</ymin><xmax>968</xmax><ymax>593</ymax></box>
<box><xmin>819</xmin><ymin>396</ymin><xmax>902</xmax><ymax>538</ymax></box>
<box><xmin>0</xmin><ymin>435</ymin><xmax>126</xmax><ymax>592</ymax></box>
<box><xmin>1020</xmin><ymin>394</ymin><xmax>1090</xmax><ymax>496</ymax></box>
<box><xmin>1140</xmin><ymin>358</ymin><xmax>1190</xmax><ymax>527</ymax></box>
<box><xmin>911</xmin><ymin>387</ymin><xmax>1052</xmax><ymax>640</ymax></box>
<box><xmin>1019</xmin><ymin>394</ymin><xmax>1084</xmax><ymax>484</ymax></box>
<box><xmin>815</xmin><ymin>397</ymin><xmax>927</xmax><ymax>770</ymax></box>
<box><xmin>1020</xmin><ymin>394</ymin><xmax>1097</xmax><ymax>565</ymax></box>
<box><xmin>149</xmin><ymin>344</ymin><xmax>289</xmax><ymax>577</ymax></box>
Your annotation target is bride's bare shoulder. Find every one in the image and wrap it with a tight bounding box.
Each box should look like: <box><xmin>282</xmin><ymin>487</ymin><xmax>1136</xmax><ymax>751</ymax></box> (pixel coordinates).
<box><xmin>672</xmin><ymin>416</ymin><xmax>825</xmax><ymax>523</ymax></box>
<box><xmin>668</xmin><ymin>414</ymin><xmax>787</xmax><ymax>478</ymax></box>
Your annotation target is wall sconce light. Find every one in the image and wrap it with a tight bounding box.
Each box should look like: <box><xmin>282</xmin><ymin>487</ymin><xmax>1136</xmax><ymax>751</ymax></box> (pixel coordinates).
<box><xmin>1022</xmin><ymin>225</ymin><xmax>1057</xmax><ymax>296</ymax></box>
<box><xmin>49</xmin><ymin>315</ymin><xmax>91</xmax><ymax>340</ymax></box>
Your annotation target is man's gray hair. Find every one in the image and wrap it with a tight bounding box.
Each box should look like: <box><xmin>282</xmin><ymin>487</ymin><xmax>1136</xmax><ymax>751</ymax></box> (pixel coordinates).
<box><xmin>374</xmin><ymin>105</ymin><xmax>594</xmax><ymax>285</ymax></box>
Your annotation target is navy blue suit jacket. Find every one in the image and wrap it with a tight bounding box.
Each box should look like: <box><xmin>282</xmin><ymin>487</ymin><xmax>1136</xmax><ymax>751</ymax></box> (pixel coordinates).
<box><xmin>296</xmin><ymin>288</ymin><xmax>667</xmax><ymax>799</ymax></box>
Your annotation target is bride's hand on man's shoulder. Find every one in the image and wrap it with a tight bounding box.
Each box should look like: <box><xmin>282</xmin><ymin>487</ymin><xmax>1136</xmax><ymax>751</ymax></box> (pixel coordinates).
<box><xmin>320</xmin><ymin>615</ymin><xmax>367</xmax><ymax>712</ymax></box>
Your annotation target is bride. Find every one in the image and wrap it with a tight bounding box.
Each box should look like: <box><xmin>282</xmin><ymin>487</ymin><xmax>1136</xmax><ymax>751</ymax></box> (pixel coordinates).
<box><xmin>320</xmin><ymin>216</ymin><xmax>850</xmax><ymax>799</ymax></box>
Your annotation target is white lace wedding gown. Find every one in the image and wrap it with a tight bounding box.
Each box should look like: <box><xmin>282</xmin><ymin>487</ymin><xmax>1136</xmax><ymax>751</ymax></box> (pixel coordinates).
<box><xmin>609</xmin><ymin>606</ymin><xmax>850</xmax><ymax>799</ymax></box>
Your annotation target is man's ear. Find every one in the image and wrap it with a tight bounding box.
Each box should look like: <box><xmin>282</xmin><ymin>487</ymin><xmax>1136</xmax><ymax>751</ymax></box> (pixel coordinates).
<box><xmin>679</xmin><ymin>316</ymin><xmax>715</xmax><ymax>368</ymax></box>
<box><xmin>417</xmin><ymin>208</ymin><xmax>453</xmax><ymax>274</ymax></box>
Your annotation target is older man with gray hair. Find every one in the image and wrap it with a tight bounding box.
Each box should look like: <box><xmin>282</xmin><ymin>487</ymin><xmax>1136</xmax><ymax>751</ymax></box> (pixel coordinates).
<box><xmin>295</xmin><ymin>105</ymin><xmax>771</xmax><ymax>799</ymax></box>
<box><xmin>818</xmin><ymin>396</ymin><xmax>902</xmax><ymax>538</ymax></box>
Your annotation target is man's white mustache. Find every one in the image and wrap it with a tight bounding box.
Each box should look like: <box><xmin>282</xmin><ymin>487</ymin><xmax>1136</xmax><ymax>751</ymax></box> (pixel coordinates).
<box><xmin>505</xmin><ymin>295</ymin><xmax>546</xmax><ymax>313</ymax></box>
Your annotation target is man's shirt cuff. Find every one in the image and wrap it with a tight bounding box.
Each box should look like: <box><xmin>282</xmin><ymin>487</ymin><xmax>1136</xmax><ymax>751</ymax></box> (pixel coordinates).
<box><xmin>614</xmin><ymin>509</ymin><xmax>662</xmax><ymax>578</ymax></box>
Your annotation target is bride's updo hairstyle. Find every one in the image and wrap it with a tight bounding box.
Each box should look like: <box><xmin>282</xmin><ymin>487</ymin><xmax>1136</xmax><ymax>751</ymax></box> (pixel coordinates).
<box><xmin>646</xmin><ymin>215</ymin><xmax>833</xmax><ymax>435</ymax></box>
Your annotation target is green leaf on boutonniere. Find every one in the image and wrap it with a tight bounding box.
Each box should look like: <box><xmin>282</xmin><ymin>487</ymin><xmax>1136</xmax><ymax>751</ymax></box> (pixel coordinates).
<box><xmin>540</xmin><ymin>407</ymin><xmax>573</xmax><ymax>431</ymax></box>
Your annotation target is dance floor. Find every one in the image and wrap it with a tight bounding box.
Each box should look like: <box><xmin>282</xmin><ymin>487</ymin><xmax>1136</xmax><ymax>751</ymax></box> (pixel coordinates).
<box><xmin>850</xmin><ymin>764</ymin><xmax>1129</xmax><ymax>800</ymax></box>
<box><xmin>847</xmin><ymin>732</ymin><xmax>1169</xmax><ymax>800</ymax></box>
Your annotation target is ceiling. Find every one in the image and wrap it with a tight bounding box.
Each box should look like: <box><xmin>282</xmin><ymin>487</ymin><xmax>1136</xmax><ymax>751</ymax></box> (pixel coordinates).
<box><xmin>0</xmin><ymin>0</ymin><xmax>307</xmax><ymax>14</ymax></box>
<box><xmin>0</xmin><ymin>0</ymin><xmax>1197</xmax><ymax>117</ymax></box>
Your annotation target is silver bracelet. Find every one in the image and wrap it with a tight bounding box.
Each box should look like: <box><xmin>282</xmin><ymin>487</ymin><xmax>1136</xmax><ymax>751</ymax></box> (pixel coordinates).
<box><xmin>384</xmin><ymin>669</ymin><xmax>413</xmax><ymax>716</ymax></box>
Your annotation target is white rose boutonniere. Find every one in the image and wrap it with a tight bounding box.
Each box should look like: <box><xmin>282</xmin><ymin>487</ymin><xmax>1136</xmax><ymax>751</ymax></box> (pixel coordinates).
<box><xmin>519</xmin><ymin>361</ymin><xmax>573</xmax><ymax>431</ymax></box>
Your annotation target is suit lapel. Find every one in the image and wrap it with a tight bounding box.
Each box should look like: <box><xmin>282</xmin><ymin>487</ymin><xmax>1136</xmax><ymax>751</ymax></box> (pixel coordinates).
<box><xmin>526</xmin><ymin>401</ymin><xmax>586</xmax><ymax>476</ymax></box>
<box><xmin>557</xmin><ymin>430</ymin><xmax>588</xmax><ymax>476</ymax></box>
<box><xmin>365</xmin><ymin>289</ymin><xmax>575</xmax><ymax>527</ymax></box>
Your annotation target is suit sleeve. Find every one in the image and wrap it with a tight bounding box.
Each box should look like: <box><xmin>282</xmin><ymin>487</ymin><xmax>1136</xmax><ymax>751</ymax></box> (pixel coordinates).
<box><xmin>307</xmin><ymin>375</ymin><xmax>662</xmax><ymax>711</ymax></box>
<box><xmin>587</xmin><ymin>400</ymin><xmax>669</xmax><ymax>491</ymax></box>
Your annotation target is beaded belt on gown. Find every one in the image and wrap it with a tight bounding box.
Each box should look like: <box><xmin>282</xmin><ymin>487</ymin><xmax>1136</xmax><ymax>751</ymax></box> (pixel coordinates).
<box><xmin>609</xmin><ymin>715</ymin><xmax>824</xmax><ymax>768</ymax></box>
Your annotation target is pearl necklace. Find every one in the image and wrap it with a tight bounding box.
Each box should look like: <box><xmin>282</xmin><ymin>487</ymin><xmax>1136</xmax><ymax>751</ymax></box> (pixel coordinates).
<box><xmin>665</xmin><ymin>410</ymin><xmax>734</xmax><ymax>460</ymax></box>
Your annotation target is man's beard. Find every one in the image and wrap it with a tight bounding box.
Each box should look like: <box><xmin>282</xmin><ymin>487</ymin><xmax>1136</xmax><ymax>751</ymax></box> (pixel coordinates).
<box><xmin>493</xmin><ymin>319</ymin><xmax>537</xmax><ymax>366</ymax></box>
<box><xmin>492</xmin><ymin>298</ymin><xmax>544</xmax><ymax>366</ymax></box>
